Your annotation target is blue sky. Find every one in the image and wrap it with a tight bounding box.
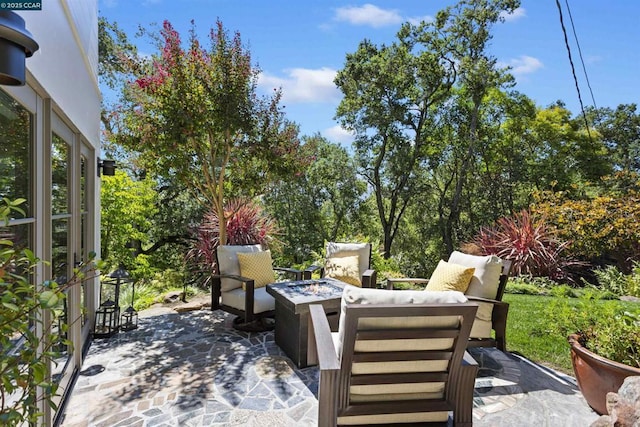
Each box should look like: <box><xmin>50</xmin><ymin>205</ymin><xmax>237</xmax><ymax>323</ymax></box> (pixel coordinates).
<box><xmin>99</xmin><ymin>0</ymin><xmax>640</xmax><ymax>144</ymax></box>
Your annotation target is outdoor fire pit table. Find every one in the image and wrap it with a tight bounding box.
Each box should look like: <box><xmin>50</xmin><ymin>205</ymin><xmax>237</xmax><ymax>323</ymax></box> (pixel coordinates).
<box><xmin>266</xmin><ymin>278</ymin><xmax>346</xmax><ymax>368</ymax></box>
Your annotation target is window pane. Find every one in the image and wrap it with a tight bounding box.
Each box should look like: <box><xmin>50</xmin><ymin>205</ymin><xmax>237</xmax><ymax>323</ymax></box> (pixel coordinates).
<box><xmin>0</xmin><ymin>89</ymin><xmax>32</xmax><ymax>218</ymax></box>
<box><xmin>52</xmin><ymin>218</ymin><xmax>68</xmax><ymax>284</ymax></box>
<box><xmin>52</xmin><ymin>134</ymin><xmax>69</xmax><ymax>216</ymax></box>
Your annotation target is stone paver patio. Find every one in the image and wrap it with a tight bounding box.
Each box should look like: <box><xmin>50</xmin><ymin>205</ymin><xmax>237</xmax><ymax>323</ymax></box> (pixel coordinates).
<box><xmin>59</xmin><ymin>307</ymin><xmax>600</xmax><ymax>426</ymax></box>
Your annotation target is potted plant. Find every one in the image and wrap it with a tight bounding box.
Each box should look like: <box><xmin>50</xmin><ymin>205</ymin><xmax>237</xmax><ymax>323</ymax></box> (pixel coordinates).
<box><xmin>548</xmin><ymin>293</ymin><xmax>640</xmax><ymax>415</ymax></box>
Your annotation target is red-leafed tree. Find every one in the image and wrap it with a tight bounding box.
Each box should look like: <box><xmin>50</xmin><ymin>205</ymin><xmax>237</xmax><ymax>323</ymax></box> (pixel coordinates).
<box><xmin>115</xmin><ymin>20</ymin><xmax>303</xmax><ymax>245</ymax></box>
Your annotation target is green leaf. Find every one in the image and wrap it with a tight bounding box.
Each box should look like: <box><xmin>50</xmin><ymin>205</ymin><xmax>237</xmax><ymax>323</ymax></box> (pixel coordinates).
<box><xmin>32</xmin><ymin>362</ymin><xmax>46</xmax><ymax>384</ymax></box>
<box><xmin>38</xmin><ymin>291</ymin><xmax>59</xmax><ymax>308</ymax></box>
<box><xmin>2</xmin><ymin>302</ymin><xmax>19</xmax><ymax>311</ymax></box>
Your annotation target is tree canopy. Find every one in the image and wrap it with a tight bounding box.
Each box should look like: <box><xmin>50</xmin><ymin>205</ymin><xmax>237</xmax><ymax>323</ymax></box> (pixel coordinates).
<box><xmin>112</xmin><ymin>20</ymin><xmax>305</xmax><ymax>245</ymax></box>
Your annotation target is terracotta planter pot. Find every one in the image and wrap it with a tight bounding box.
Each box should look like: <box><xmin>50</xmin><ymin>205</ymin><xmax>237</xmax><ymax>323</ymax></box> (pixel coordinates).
<box><xmin>568</xmin><ymin>333</ymin><xmax>640</xmax><ymax>415</ymax></box>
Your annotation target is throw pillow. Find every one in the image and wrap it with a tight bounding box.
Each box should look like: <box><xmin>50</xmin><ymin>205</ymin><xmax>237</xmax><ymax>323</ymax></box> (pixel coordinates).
<box><xmin>324</xmin><ymin>255</ymin><xmax>361</xmax><ymax>287</ymax></box>
<box><xmin>425</xmin><ymin>260</ymin><xmax>475</xmax><ymax>293</ymax></box>
<box><xmin>236</xmin><ymin>250</ymin><xmax>276</xmax><ymax>290</ymax></box>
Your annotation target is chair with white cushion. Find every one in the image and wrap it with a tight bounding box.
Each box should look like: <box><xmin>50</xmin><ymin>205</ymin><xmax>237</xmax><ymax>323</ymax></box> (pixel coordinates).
<box><xmin>308</xmin><ymin>285</ymin><xmax>478</xmax><ymax>427</ymax></box>
<box><xmin>387</xmin><ymin>251</ymin><xmax>513</xmax><ymax>351</ymax></box>
<box><xmin>303</xmin><ymin>242</ymin><xmax>376</xmax><ymax>288</ymax></box>
<box><xmin>211</xmin><ymin>244</ymin><xmax>301</xmax><ymax>329</ymax></box>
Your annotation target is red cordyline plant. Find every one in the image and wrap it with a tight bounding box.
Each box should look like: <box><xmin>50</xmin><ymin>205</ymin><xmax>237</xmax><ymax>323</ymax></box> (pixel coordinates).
<box><xmin>470</xmin><ymin>210</ymin><xmax>585</xmax><ymax>284</ymax></box>
<box><xmin>186</xmin><ymin>199</ymin><xmax>279</xmax><ymax>280</ymax></box>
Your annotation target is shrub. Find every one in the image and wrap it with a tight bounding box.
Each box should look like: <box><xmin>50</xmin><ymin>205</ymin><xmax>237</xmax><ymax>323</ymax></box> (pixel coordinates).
<box><xmin>592</xmin><ymin>262</ymin><xmax>640</xmax><ymax>298</ymax></box>
<box><xmin>470</xmin><ymin>209</ymin><xmax>586</xmax><ymax>284</ymax></box>
<box><xmin>545</xmin><ymin>294</ymin><xmax>640</xmax><ymax>368</ymax></box>
<box><xmin>186</xmin><ymin>198</ymin><xmax>280</xmax><ymax>282</ymax></box>
<box><xmin>532</xmin><ymin>171</ymin><xmax>640</xmax><ymax>272</ymax></box>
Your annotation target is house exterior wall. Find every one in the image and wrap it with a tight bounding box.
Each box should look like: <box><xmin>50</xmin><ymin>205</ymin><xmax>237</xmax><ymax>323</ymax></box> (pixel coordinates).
<box><xmin>1</xmin><ymin>1</ymin><xmax>100</xmax><ymax>425</ymax></box>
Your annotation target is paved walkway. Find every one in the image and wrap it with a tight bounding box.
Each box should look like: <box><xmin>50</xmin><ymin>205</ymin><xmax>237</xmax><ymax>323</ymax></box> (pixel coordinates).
<box><xmin>60</xmin><ymin>308</ymin><xmax>599</xmax><ymax>427</ymax></box>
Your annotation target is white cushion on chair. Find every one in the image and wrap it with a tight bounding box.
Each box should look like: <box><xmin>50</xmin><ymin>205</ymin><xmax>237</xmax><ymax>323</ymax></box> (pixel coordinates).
<box><xmin>470</xmin><ymin>316</ymin><xmax>492</xmax><ymax>339</ymax></box>
<box><xmin>448</xmin><ymin>251</ymin><xmax>503</xmax><ymax>322</ymax></box>
<box><xmin>217</xmin><ymin>244</ymin><xmax>262</xmax><ymax>292</ymax></box>
<box><xmin>326</xmin><ymin>242</ymin><xmax>371</xmax><ymax>279</ymax></box>
<box><xmin>221</xmin><ymin>286</ymin><xmax>275</xmax><ymax>314</ymax></box>
<box><xmin>337</xmin><ymin>285</ymin><xmax>468</xmax><ymax>356</ymax></box>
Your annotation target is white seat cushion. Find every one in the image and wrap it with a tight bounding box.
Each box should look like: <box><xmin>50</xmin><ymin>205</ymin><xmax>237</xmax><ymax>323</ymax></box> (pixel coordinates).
<box><xmin>221</xmin><ymin>286</ymin><xmax>275</xmax><ymax>314</ymax></box>
<box><xmin>448</xmin><ymin>251</ymin><xmax>503</xmax><ymax>322</ymax></box>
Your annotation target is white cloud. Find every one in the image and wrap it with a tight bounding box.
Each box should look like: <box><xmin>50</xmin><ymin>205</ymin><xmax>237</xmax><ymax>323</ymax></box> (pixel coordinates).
<box><xmin>501</xmin><ymin>55</ymin><xmax>543</xmax><ymax>76</ymax></box>
<box><xmin>323</xmin><ymin>125</ymin><xmax>355</xmax><ymax>145</ymax></box>
<box><xmin>587</xmin><ymin>55</ymin><xmax>603</xmax><ymax>64</ymax></box>
<box><xmin>407</xmin><ymin>15</ymin><xmax>435</xmax><ymax>26</ymax></box>
<box><xmin>500</xmin><ymin>7</ymin><xmax>526</xmax><ymax>22</ymax></box>
<box><xmin>334</xmin><ymin>4</ymin><xmax>403</xmax><ymax>28</ymax></box>
<box><xmin>258</xmin><ymin>67</ymin><xmax>341</xmax><ymax>104</ymax></box>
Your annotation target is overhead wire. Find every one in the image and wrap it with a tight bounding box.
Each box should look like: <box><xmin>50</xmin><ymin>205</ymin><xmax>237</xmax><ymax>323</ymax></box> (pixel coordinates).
<box><xmin>564</xmin><ymin>0</ymin><xmax>598</xmax><ymax>111</ymax></box>
<box><xmin>554</xmin><ymin>0</ymin><xmax>593</xmax><ymax>139</ymax></box>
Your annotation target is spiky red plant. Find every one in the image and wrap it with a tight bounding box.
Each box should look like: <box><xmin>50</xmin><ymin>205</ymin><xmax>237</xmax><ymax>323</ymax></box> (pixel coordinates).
<box><xmin>471</xmin><ymin>210</ymin><xmax>583</xmax><ymax>282</ymax></box>
<box><xmin>186</xmin><ymin>198</ymin><xmax>279</xmax><ymax>277</ymax></box>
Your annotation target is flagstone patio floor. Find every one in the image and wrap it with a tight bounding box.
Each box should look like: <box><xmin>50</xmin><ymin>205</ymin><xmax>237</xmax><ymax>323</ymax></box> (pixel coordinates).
<box><xmin>59</xmin><ymin>306</ymin><xmax>600</xmax><ymax>426</ymax></box>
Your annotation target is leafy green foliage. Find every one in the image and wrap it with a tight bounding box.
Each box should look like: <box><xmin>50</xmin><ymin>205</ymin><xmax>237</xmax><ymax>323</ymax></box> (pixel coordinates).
<box><xmin>0</xmin><ymin>199</ymin><xmax>97</xmax><ymax>426</ymax></box>
<box><xmin>592</xmin><ymin>262</ymin><xmax>640</xmax><ymax>298</ymax></box>
<box><xmin>532</xmin><ymin>171</ymin><xmax>640</xmax><ymax>272</ymax></box>
<box><xmin>587</xmin><ymin>103</ymin><xmax>640</xmax><ymax>172</ymax></box>
<box><xmin>114</xmin><ymin>19</ymin><xmax>304</xmax><ymax>245</ymax></box>
<box><xmin>263</xmin><ymin>135</ymin><xmax>370</xmax><ymax>264</ymax></box>
<box><xmin>543</xmin><ymin>293</ymin><xmax>640</xmax><ymax>367</ymax></box>
<box><xmin>100</xmin><ymin>170</ymin><xmax>158</xmax><ymax>276</ymax></box>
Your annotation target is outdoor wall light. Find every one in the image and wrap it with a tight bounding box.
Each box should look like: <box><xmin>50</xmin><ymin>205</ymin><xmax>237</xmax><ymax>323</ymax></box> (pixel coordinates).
<box><xmin>97</xmin><ymin>158</ymin><xmax>116</xmax><ymax>177</ymax></box>
<box><xmin>0</xmin><ymin>11</ymin><xmax>39</xmax><ymax>86</ymax></box>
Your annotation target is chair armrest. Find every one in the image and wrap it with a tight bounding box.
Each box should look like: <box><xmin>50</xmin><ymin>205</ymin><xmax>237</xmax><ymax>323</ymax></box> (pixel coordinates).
<box><xmin>274</xmin><ymin>266</ymin><xmax>302</xmax><ymax>281</ymax></box>
<box><xmin>303</xmin><ymin>264</ymin><xmax>323</xmax><ymax>280</ymax></box>
<box><xmin>385</xmin><ymin>277</ymin><xmax>430</xmax><ymax>290</ymax></box>
<box><xmin>465</xmin><ymin>295</ymin><xmax>502</xmax><ymax>305</ymax></box>
<box><xmin>212</xmin><ymin>273</ymin><xmax>255</xmax><ymax>287</ymax></box>
<box><xmin>308</xmin><ymin>304</ymin><xmax>340</xmax><ymax>369</ymax></box>
<box><xmin>361</xmin><ymin>269</ymin><xmax>377</xmax><ymax>288</ymax></box>
<box><xmin>308</xmin><ymin>304</ymin><xmax>340</xmax><ymax>427</ymax></box>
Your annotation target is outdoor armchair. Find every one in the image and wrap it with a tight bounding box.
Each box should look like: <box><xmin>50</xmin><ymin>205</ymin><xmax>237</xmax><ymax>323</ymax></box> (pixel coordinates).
<box><xmin>307</xmin><ymin>285</ymin><xmax>479</xmax><ymax>426</ymax></box>
<box><xmin>211</xmin><ymin>244</ymin><xmax>302</xmax><ymax>329</ymax></box>
<box><xmin>386</xmin><ymin>251</ymin><xmax>513</xmax><ymax>351</ymax></box>
<box><xmin>303</xmin><ymin>242</ymin><xmax>377</xmax><ymax>288</ymax></box>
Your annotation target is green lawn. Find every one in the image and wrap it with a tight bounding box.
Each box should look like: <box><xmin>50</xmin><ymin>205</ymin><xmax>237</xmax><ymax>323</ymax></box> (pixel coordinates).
<box><xmin>503</xmin><ymin>294</ymin><xmax>574</xmax><ymax>373</ymax></box>
<box><xmin>503</xmin><ymin>293</ymin><xmax>638</xmax><ymax>374</ymax></box>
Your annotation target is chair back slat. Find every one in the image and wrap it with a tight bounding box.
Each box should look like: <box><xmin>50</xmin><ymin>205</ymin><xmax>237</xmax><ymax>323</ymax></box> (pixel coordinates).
<box><xmin>335</xmin><ymin>303</ymin><xmax>477</xmax><ymax>425</ymax></box>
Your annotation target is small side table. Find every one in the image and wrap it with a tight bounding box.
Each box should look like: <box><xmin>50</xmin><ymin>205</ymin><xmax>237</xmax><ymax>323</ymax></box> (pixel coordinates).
<box><xmin>266</xmin><ymin>278</ymin><xmax>345</xmax><ymax>368</ymax></box>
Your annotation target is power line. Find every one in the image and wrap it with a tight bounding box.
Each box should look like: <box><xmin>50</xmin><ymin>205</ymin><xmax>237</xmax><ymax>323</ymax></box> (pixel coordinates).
<box><xmin>564</xmin><ymin>0</ymin><xmax>598</xmax><ymax>111</ymax></box>
<box><xmin>554</xmin><ymin>0</ymin><xmax>592</xmax><ymax>138</ymax></box>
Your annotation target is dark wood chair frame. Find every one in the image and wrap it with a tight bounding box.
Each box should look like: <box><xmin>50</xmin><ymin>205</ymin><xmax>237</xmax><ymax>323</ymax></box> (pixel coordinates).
<box><xmin>303</xmin><ymin>243</ymin><xmax>377</xmax><ymax>288</ymax></box>
<box><xmin>308</xmin><ymin>302</ymin><xmax>479</xmax><ymax>427</ymax></box>
<box><xmin>211</xmin><ymin>250</ymin><xmax>302</xmax><ymax>324</ymax></box>
<box><xmin>386</xmin><ymin>259</ymin><xmax>513</xmax><ymax>352</ymax></box>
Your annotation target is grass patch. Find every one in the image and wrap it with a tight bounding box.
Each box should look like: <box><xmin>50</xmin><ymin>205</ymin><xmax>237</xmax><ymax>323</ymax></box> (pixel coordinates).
<box><xmin>503</xmin><ymin>294</ymin><xmax>573</xmax><ymax>373</ymax></box>
<box><xmin>504</xmin><ymin>293</ymin><xmax>639</xmax><ymax>374</ymax></box>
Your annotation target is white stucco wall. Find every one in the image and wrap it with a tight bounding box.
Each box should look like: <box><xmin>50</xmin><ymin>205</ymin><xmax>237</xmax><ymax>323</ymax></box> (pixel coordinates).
<box><xmin>19</xmin><ymin>0</ymin><xmax>100</xmax><ymax>147</ymax></box>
